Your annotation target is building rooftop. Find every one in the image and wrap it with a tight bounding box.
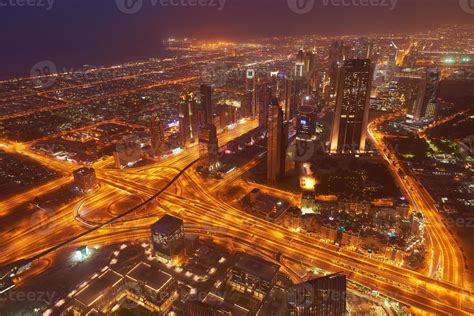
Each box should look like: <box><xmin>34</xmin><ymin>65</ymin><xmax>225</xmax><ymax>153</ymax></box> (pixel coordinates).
<box><xmin>126</xmin><ymin>262</ymin><xmax>173</xmax><ymax>293</ymax></box>
<box><xmin>233</xmin><ymin>253</ymin><xmax>279</xmax><ymax>282</ymax></box>
<box><xmin>74</xmin><ymin>269</ymin><xmax>123</xmax><ymax>308</ymax></box>
<box><xmin>305</xmin><ymin>272</ymin><xmax>347</xmax><ymax>287</ymax></box>
<box><xmin>250</xmin><ymin>193</ymin><xmax>289</xmax><ymax>221</ymax></box>
<box><xmin>73</xmin><ymin>167</ymin><xmax>95</xmax><ymax>176</ymax></box>
<box><xmin>151</xmin><ymin>215</ymin><xmax>183</xmax><ymax>236</ymax></box>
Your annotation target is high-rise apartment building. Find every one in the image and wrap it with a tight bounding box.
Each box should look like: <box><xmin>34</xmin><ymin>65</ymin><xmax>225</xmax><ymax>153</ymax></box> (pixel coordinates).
<box><xmin>178</xmin><ymin>93</ymin><xmax>200</xmax><ymax>147</ymax></box>
<box><xmin>258</xmin><ymin>84</ymin><xmax>273</xmax><ymax>128</ymax></box>
<box><xmin>199</xmin><ymin>123</ymin><xmax>220</xmax><ymax>171</ymax></box>
<box><xmin>330</xmin><ymin>59</ymin><xmax>374</xmax><ymax>153</ymax></box>
<box><xmin>200</xmin><ymin>84</ymin><xmax>214</xmax><ymax>126</ymax></box>
<box><xmin>267</xmin><ymin>99</ymin><xmax>285</xmax><ymax>183</ymax></box>
<box><xmin>328</xmin><ymin>41</ymin><xmax>345</xmax><ymax>95</ymax></box>
<box><xmin>295</xmin><ymin>49</ymin><xmax>305</xmax><ymax>78</ymax></box>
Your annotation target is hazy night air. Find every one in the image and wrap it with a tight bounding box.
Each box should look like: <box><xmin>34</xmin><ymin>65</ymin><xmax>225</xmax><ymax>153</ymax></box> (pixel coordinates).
<box><xmin>0</xmin><ymin>1</ymin><xmax>474</xmax><ymax>315</ymax></box>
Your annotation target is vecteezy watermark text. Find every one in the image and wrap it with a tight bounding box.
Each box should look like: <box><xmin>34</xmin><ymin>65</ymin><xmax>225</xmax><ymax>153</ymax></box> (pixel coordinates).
<box><xmin>288</xmin><ymin>0</ymin><xmax>397</xmax><ymax>14</ymax></box>
<box><xmin>0</xmin><ymin>290</ymin><xmax>57</xmax><ymax>305</ymax></box>
<box><xmin>0</xmin><ymin>0</ymin><xmax>54</xmax><ymax>10</ymax></box>
<box><xmin>116</xmin><ymin>0</ymin><xmax>226</xmax><ymax>15</ymax></box>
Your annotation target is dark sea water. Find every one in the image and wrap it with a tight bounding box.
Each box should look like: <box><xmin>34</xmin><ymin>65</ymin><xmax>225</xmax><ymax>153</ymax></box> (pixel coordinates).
<box><xmin>0</xmin><ymin>0</ymin><xmax>469</xmax><ymax>80</ymax></box>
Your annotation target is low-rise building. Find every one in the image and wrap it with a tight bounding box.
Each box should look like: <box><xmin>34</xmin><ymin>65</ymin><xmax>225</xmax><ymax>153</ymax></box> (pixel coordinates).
<box><xmin>73</xmin><ymin>167</ymin><xmax>98</xmax><ymax>193</ymax></box>
<box><xmin>64</xmin><ymin>262</ymin><xmax>176</xmax><ymax>315</ymax></box>
<box><xmin>228</xmin><ymin>253</ymin><xmax>280</xmax><ymax>301</ymax></box>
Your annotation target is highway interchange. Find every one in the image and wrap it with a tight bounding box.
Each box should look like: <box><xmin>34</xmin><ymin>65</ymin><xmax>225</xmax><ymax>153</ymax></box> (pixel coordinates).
<box><xmin>0</xmin><ymin>55</ymin><xmax>473</xmax><ymax>314</ymax></box>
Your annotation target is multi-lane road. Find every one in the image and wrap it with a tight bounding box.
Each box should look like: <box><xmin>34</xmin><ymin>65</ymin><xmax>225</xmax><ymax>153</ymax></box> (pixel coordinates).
<box><xmin>3</xmin><ymin>115</ymin><xmax>473</xmax><ymax>314</ymax></box>
<box><xmin>368</xmin><ymin>116</ymin><xmax>466</xmax><ymax>288</ymax></box>
<box><xmin>0</xmin><ymin>62</ymin><xmax>472</xmax><ymax>313</ymax></box>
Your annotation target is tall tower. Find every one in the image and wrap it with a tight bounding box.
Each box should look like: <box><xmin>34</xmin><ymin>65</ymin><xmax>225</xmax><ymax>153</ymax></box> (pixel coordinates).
<box><xmin>178</xmin><ymin>93</ymin><xmax>199</xmax><ymax>147</ymax></box>
<box><xmin>354</xmin><ymin>37</ymin><xmax>372</xmax><ymax>59</ymax></box>
<box><xmin>199</xmin><ymin>124</ymin><xmax>220</xmax><ymax>171</ymax></box>
<box><xmin>150</xmin><ymin>112</ymin><xmax>165</xmax><ymax>157</ymax></box>
<box><xmin>406</xmin><ymin>68</ymin><xmax>440</xmax><ymax>121</ymax></box>
<box><xmin>292</xmin><ymin>78</ymin><xmax>305</xmax><ymax>119</ymax></box>
<box><xmin>267</xmin><ymin>99</ymin><xmax>285</xmax><ymax>184</ymax></box>
<box><xmin>420</xmin><ymin>68</ymin><xmax>440</xmax><ymax>120</ymax></box>
<box><xmin>245</xmin><ymin>69</ymin><xmax>258</xmax><ymax>118</ymax></box>
<box><xmin>388</xmin><ymin>40</ymin><xmax>398</xmax><ymax>68</ymax></box>
<box><xmin>328</xmin><ymin>41</ymin><xmax>345</xmax><ymax>95</ymax></box>
<box><xmin>295</xmin><ymin>49</ymin><xmax>305</xmax><ymax>78</ymax></box>
<box><xmin>330</xmin><ymin>59</ymin><xmax>374</xmax><ymax>154</ymax></box>
<box><xmin>282</xmin><ymin>78</ymin><xmax>294</xmax><ymax>122</ymax></box>
<box><xmin>200</xmin><ymin>84</ymin><xmax>213</xmax><ymax>125</ymax></box>
<box><xmin>258</xmin><ymin>84</ymin><xmax>273</xmax><ymax>128</ymax></box>
<box><xmin>304</xmin><ymin>49</ymin><xmax>316</xmax><ymax>77</ymax></box>
<box><xmin>408</xmin><ymin>77</ymin><xmax>428</xmax><ymax>121</ymax></box>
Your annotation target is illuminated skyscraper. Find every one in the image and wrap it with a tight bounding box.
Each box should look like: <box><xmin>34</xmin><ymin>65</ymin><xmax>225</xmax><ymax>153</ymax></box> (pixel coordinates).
<box><xmin>258</xmin><ymin>84</ymin><xmax>273</xmax><ymax>128</ymax></box>
<box><xmin>343</xmin><ymin>44</ymin><xmax>354</xmax><ymax>60</ymax></box>
<box><xmin>200</xmin><ymin>84</ymin><xmax>213</xmax><ymax>125</ymax></box>
<box><xmin>178</xmin><ymin>93</ymin><xmax>199</xmax><ymax>147</ymax></box>
<box><xmin>295</xmin><ymin>49</ymin><xmax>305</xmax><ymax>78</ymax></box>
<box><xmin>267</xmin><ymin>99</ymin><xmax>285</xmax><ymax>184</ymax></box>
<box><xmin>388</xmin><ymin>40</ymin><xmax>398</xmax><ymax>67</ymax></box>
<box><xmin>308</xmin><ymin>70</ymin><xmax>324</xmax><ymax>96</ymax></box>
<box><xmin>245</xmin><ymin>69</ymin><xmax>258</xmax><ymax>118</ymax></box>
<box><xmin>328</xmin><ymin>41</ymin><xmax>345</xmax><ymax>95</ymax></box>
<box><xmin>282</xmin><ymin>78</ymin><xmax>294</xmax><ymax>121</ymax></box>
<box><xmin>150</xmin><ymin>112</ymin><xmax>165</xmax><ymax>157</ymax></box>
<box><xmin>404</xmin><ymin>68</ymin><xmax>440</xmax><ymax>121</ymax></box>
<box><xmin>406</xmin><ymin>77</ymin><xmax>428</xmax><ymax>121</ymax></box>
<box><xmin>289</xmin><ymin>273</ymin><xmax>347</xmax><ymax>316</ymax></box>
<box><xmin>418</xmin><ymin>68</ymin><xmax>440</xmax><ymax>120</ymax></box>
<box><xmin>330</xmin><ymin>59</ymin><xmax>374</xmax><ymax>153</ymax></box>
<box><xmin>199</xmin><ymin>124</ymin><xmax>220</xmax><ymax>171</ymax></box>
<box><xmin>304</xmin><ymin>50</ymin><xmax>316</xmax><ymax>77</ymax></box>
<box><xmin>286</xmin><ymin>77</ymin><xmax>306</xmax><ymax>121</ymax></box>
<box><xmin>151</xmin><ymin>215</ymin><xmax>185</xmax><ymax>264</ymax></box>
<box><xmin>351</xmin><ymin>37</ymin><xmax>372</xmax><ymax>60</ymax></box>
<box><xmin>281</xmin><ymin>121</ymin><xmax>290</xmax><ymax>177</ymax></box>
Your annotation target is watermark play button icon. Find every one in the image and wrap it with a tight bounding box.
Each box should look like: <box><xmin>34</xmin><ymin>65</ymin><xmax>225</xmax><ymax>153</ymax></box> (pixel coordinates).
<box><xmin>460</xmin><ymin>0</ymin><xmax>474</xmax><ymax>14</ymax></box>
<box><xmin>288</xmin><ymin>0</ymin><xmax>315</xmax><ymax>14</ymax></box>
<box><xmin>116</xmin><ymin>0</ymin><xmax>143</xmax><ymax>14</ymax></box>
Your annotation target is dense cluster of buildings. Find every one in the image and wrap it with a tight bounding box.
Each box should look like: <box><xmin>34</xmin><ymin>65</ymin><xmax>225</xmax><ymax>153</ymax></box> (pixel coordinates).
<box><xmin>63</xmin><ymin>262</ymin><xmax>176</xmax><ymax>315</ymax></box>
<box><xmin>48</xmin><ymin>214</ymin><xmax>350</xmax><ymax>315</ymax></box>
<box><xmin>3</xmin><ymin>27</ymin><xmax>473</xmax><ymax>315</ymax></box>
<box><xmin>151</xmin><ymin>216</ymin><xmax>350</xmax><ymax>316</ymax></box>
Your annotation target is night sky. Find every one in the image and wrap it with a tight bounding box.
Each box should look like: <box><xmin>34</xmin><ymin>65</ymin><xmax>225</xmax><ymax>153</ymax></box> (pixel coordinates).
<box><xmin>0</xmin><ymin>0</ymin><xmax>472</xmax><ymax>78</ymax></box>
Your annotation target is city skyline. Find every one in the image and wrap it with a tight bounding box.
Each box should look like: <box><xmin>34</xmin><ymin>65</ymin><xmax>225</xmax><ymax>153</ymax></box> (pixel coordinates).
<box><xmin>1</xmin><ymin>3</ymin><xmax>474</xmax><ymax>316</ymax></box>
<box><xmin>1</xmin><ymin>0</ymin><xmax>474</xmax><ymax>78</ymax></box>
